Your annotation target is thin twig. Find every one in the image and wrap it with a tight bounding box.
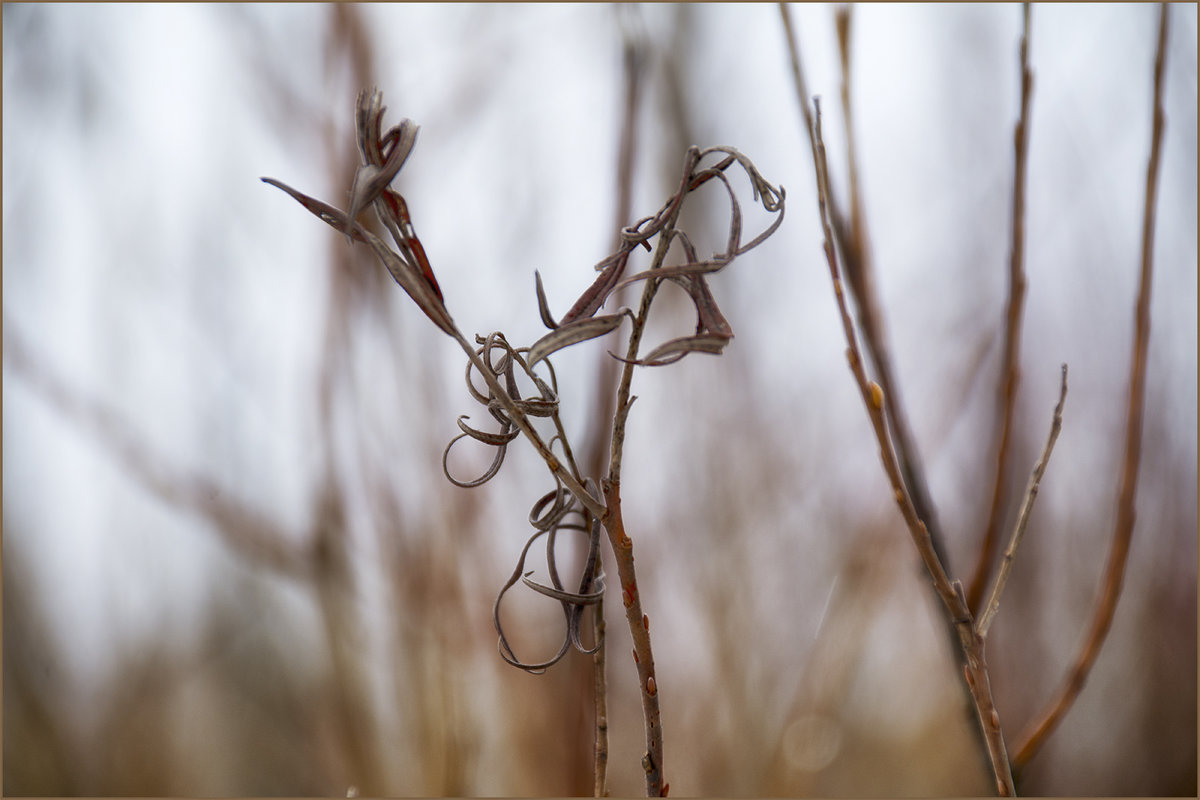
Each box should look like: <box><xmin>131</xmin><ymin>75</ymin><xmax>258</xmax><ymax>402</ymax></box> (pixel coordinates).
<box><xmin>835</xmin><ymin>5</ymin><xmax>866</xmax><ymax>280</ymax></box>
<box><xmin>969</xmin><ymin>2</ymin><xmax>1035</xmax><ymax>614</ymax></box>
<box><xmin>778</xmin><ymin>3</ymin><xmax>815</xmax><ymax>149</ymax></box>
<box><xmin>1012</xmin><ymin>2</ymin><xmax>1169</xmax><ymax>771</ymax></box>
<box><xmin>592</xmin><ymin>598</ymin><xmax>609</xmax><ymax>798</ymax></box>
<box><xmin>784</xmin><ymin>6</ymin><xmax>1002</xmax><ymax>778</ymax></box>
<box><xmin>607</xmin><ymin>147</ymin><xmax>700</xmax><ymax>486</ymax></box>
<box><xmin>977</xmin><ymin>364</ymin><xmax>1067</xmax><ymax>639</ymax></box>
<box><xmin>810</xmin><ymin>99</ymin><xmax>1016</xmax><ymax>796</ymax></box>
<box><xmin>601</xmin><ymin>479</ymin><xmax>666</xmax><ymax>797</ymax></box>
<box><xmin>590</xmin><ymin>12</ymin><xmax>646</xmax><ymax>795</ymax></box>
<box><xmin>780</xmin><ymin>1</ymin><xmax>951</xmax><ymax>573</ymax></box>
<box><xmin>809</xmin><ymin>99</ymin><xmax>960</xmax><ymax>623</ymax></box>
<box><xmin>597</xmin><ymin>148</ymin><xmax>695</xmax><ymax>800</ymax></box>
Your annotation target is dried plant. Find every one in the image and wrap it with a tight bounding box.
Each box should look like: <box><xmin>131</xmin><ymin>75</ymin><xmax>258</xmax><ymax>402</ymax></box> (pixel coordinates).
<box><xmin>263</xmin><ymin>88</ymin><xmax>785</xmax><ymax>796</ymax></box>
<box><xmin>6</xmin><ymin>6</ymin><xmax>1187</xmax><ymax>798</ymax></box>
<box><xmin>784</xmin><ymin>2</ymin><xmax>1172</xmax><ymax>795</ymax></box>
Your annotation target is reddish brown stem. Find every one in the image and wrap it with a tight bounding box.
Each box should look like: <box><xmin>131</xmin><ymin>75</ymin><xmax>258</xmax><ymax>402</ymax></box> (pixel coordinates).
<box><xmin>601</xmin><ymin>480</ymin><xmax>665</xmax><ymax>797</ymax></box>
<box><xmin>1012</xmin><ymin>2</ymin><xmax>1169</xmax><ymax>771</ymax></box>
<box><xmin>810</xmin><ymin>98</ymin><xmax>1016</xmax><ymax>795</ymax></box>
<box><xmin>969</xmin><ymin>3</ymin><xmax>1034</xmax><ymax>613</ymax></box>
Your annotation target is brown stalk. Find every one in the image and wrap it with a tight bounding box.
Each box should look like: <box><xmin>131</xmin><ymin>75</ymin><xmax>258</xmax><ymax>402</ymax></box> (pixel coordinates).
<box><xmin>313</xmin><ymin>12</ymin><xmax>390</xmax><ymax>790</ymax></box>
<box><xmin>1011</xmin><ymin>2</ymin><xmax>1169</xmax><ymax>771</ymax></box>
<box><xmin>600</xmin><ymin>479</ymin><xmax>665</xmax><ymax>797</ymax></box>
<box><xmin>969</xmin><ymin>2</ymin><xmax>1034</xmax><ymax>614</ymax></box>
<box><xmin>976</xmin><ymin>364</ymin><xmax>1068</xmax><ymax>639</ymax></box>
<box><xmin>595</xmin><ymin>148</ymin><xmax>693</xmax><ymax>800</ymax></box>
<box><xmin>588</xmin><ymin>13</ymin><xmax>647</xmax><ymax>795</ymax></box>
<box><xmin>809</xmin><ymin>99</ymin><xmax>1016</xmax><ymax>796</ymax></box>
<box><xmin>782</xmin><ymin>5</ymin><xmax>1005</xmax><ymax>780</ymax></box>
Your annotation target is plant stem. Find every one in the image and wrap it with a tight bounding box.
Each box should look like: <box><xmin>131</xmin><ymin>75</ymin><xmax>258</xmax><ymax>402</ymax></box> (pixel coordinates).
<box><xmin>601</xmin><ymin>479</ymin><xmax>664</xmax><ymax>797</ymax></box>
<box><xmin>1011</xmin><ymin>2</ymin><xmax>1169</xmax><ymax>771</ymax></box>
<box><xmin>970</xmin><ymin>2</ymin><xmax>1034</xmax><ymax>613</ymax></box>
<box><xmin>809</xmin><ymin>98</ymin><xmax>1016</xmax><ymax>795</ymax></box>
<box><xmin>597</xmin><ymin>147</ymin><xmax>696</xmax><ymax>799</ymax></box>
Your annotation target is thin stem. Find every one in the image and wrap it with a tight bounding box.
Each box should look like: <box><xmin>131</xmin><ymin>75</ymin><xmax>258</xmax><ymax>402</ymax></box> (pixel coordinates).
<box><xmin>809</xmin><ymin>100</ymin><xmax>960</xmax><ymax>615</ymax></box>
<box><xmin>969</xmin><ymin>2</ymin><xmax>1034</xmax><ymax>613</ymax></box>
<box><xmin>583</xmin><ymin>6</ymin><xmax>646</xmax><ymax>483</ymax></box>
<box><xmin>1012</xmin><ymin>2</ymin><xmax>1169</xmax><ymax>771</ymax></box>
<box><xmin>780</xmin><ymin>2</ymin><xmax>951</xmax><ymax>574</ymax></box>
<box><xmin>601</xmin><ymin>479</ymin><xmax>665</xmax><ymax>797</ymax></box>
<box><xmin>595</xmin><ymin>146</ymin><xmax>699</xmax><ymax>800</ymax></box>
<box><xmin>977</xmin><ymin>364</ymin><xmax>1067</xmax><ymax>639</ymax></box>
<box><xmin>607</xmin><ymin>149</ymin><xmax>695</xmax><ymax>485</ymax></box>
<box><xmin>835</xmin><ymin>5</ymin><xmax>866</xmax><ymax>279</ymax></box>
<box><xmin>810</xmin><ymin>99</ymin><xmax>1016</xmax><ymax>796</ymax></box>
<box><xmin>589</xmin><ymin>14</ymin><xmax>647</xmax><ymax>794</ymax></box>
<box><xmin>591</xmin><ymin>585</ymin><xmax>608</xmax><ymax>798</ymax></box>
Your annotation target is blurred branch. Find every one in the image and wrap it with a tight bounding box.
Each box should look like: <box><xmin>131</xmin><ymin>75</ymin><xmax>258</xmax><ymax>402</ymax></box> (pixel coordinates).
<box><xmin>3</xmin><ymin>322</ymin><xmax>311</xmax><ymax>579</ymax></box>
<box><xmin>808</xmin><ymin>99</ymin><xmax>1015</xmax><ymax>796</ymax></box>
<box><xmin>583</xmin><ymin>5</ymin><xmax>647</xmax><ymax>482</ymax></box>
<box><xmin>977</xmin><ymin>364</ymin><xmax>1067</xmax><ymax>639</ymax></box>
<box><xmin>310</xmin><ymin>8</ymin><xmax>388</xmax><ymax>792</ymax></box>
<box><xmin>835</xmin><ymin>6</ymin><xmax>865</xmax><ymax>283</ymax></box>
<box><xmin>587</xmin><ymin>11</ymin><xmax>649</xmax><ymax>795</ymax></box>
<box><xmin>968</xmin><ymin>2</ymin><xmax>1034</xmax><ymax>614</ymax></box>
<box><xmin>780</xmin><ymin>4</ymin><xmax>1003</xmax><ymax>780</ymax></box>
<box><xmin>1012</xmin><ymin>2</ymin><xmax>1170</xmax><ymax>771</ymax></box>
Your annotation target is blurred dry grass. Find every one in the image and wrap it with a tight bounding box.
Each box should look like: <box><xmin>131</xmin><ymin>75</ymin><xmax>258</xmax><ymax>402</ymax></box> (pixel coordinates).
<box><xmin>4</xmin><ymin>4</ymin><xmax>1196</xmax><ymax>796</ymax></box>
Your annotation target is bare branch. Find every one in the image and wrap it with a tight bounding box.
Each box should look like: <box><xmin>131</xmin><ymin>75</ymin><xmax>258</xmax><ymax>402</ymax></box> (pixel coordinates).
<box><xmin>809</xmin><ymin>98</ymin><xmax>1016</xmax><ymax>796</ymax></box>
<box><xmin>977</xmin><ymin>363</ymin><xmax>1068</xmax><ymax>639</ymax></box>
<box><xmin>780</xmin><ymin>1</ymin><xmax>950</xmax><ymax>574</ymax></box>
<box><xmin>969</xmin><ymin>2</ymin><xmax>1035</xmax><ymax>613</ymax></box>
<box><xmin>1012</xmin><ymin>2</ymin><xmax>1170</xmax><ymax>771</ymax></box>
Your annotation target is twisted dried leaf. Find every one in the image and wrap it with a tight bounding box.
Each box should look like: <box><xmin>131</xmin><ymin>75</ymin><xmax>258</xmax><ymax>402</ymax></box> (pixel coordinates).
<box><xmin>521</xmin><ymin>573</ymin><xmax>604</xmax><ymax>605</ymax></box>
<box><xmin>444</xmin><ymin>332</ymin><xmax>569</xmax><ymax>489</ymax></box>
<box><xmin>495</xmin><ymin>505</ymin><xmax>604</xmax><ymax>672</ymax></box>
<box><xmin>455</xmin><ymin>413</ymin><xmax>520</xmax><ymax>446</ymax></box>
<box><xmin>443</xmin><ymin>428</ymin><xmax>511</xmax><ymax>488</ymax></box>
<box><xmin>528</xmin><ymin>312</ymin><xmax>629</xmax><ymax>368</ymax></box>
<box><xmin>561</xmin><ymin>249</ymin><xmax>638</xmax><ymax>327</ymax></box>
<box><xmin>347</xmin><ymin>121</ymin><xmax>417</xmax><ymax>225</ymax></box>
<box><xmin>531</xmin><ymin>141</ymin><xmax>785</xmax><ymax>377</ymax></box>
<box><xmin>611</xmin><ymin>332</ymin><xmax>732</xmax><ymax>367</ymax></box>
<box><xmin>356</xmin><ymin>224</ymin><xmax>456</xmax><ymax>336</ymax></box>
<box><xmin>260</xmin><ymin>176</ymin><xmax>455</xmax><ymax>336</ymax></box>
<box><xmin>529</xmin><ymin>485</ymin><xmax>574</xmax><ymax>530</ymax></box>
<box><xmin>260</xmin><ymin>177</ymin><xmax>368</xmax><ymax>243</ymax></box>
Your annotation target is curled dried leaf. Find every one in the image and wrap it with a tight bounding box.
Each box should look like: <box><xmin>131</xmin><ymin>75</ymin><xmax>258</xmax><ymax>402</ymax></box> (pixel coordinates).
<box><xmin>612</xmin><ymin>332</ymin><xmax>732</xmax><ymax>367</ymax></box>
<box><xmin>260</xmin><ymin>177</ymin><xmax>368</xmax><ymax>243</ymax></box>
<box><xmin>522</xmin><ymin>573</ymin><xmax>604</xmax><ymax>605</ymax></box>
<box><xmin>494</xmin><ymin>505</ymin><xmax>604</xmax><ymax>672</ymax></box>
<box><xmin>528</xmin><ymin>312</ymin><xmax>629</xmax><ymax>368</ymax></box>
<box><xmin>442</xmin><ymin>427</ymin><xmax>511</xmax><ymax>488</ymax></box>
<box><xmin>264</xmin><ymin>90</ymin><xmax>452</xmax><ymax>337</ymax></box>
<box><xmin>530</xmin><ymin>141</ymin><xmax>785</xmax><ymax>375</ymax></box>
<box><xmin>455</xmin><ymin>413</ymin><xmax>520</xmax><ymax>446</ymax></box>
<box><xmin>445</xmin><ymin>331</ymin><xmax>568</xmax><ymax>490</ymax></box>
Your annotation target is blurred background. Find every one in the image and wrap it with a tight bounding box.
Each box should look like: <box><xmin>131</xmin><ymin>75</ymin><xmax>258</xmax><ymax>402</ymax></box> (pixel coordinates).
<box><xmin>3</xmin><ymin>3</ymin><xmax>1196</xmax><ymax>796</ymax></box>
